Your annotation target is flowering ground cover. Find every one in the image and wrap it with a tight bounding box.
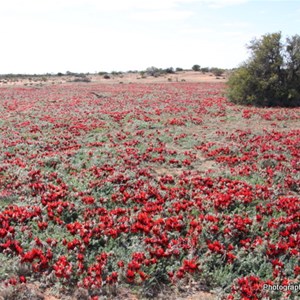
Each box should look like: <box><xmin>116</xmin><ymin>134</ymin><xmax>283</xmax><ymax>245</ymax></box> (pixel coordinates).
<box><xmin>0</xmin><ymin>82</ymin><xmax>299</xmax><ymax>299</ymax></box>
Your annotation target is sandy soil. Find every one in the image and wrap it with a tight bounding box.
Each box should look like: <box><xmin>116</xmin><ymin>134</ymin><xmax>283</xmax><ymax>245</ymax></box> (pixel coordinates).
<box><xmin>0</xmin><ymin>283</ymin><xmax>218</xmax><ymax>300</ymax></box>
<box><xmin>0</xmin><ymin>71</ymin><xmax>227</xmax><ymax>87</ymax></box>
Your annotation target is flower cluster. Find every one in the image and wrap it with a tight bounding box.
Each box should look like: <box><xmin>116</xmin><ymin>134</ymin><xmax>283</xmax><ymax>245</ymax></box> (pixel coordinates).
<box><xmin>0</xmin><ymin>82</ymin><xmax>299</xmax><ymax>299</ymax></box>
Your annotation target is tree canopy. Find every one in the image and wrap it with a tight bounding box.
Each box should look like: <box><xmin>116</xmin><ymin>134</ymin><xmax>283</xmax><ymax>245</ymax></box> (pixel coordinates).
<box><xmin>227</xmin><ymin>32</ymin><xmax>300</xmax><ymax>107</ymax></box>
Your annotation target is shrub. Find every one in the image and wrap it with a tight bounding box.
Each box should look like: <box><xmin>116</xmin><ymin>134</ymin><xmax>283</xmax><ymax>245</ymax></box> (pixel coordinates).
<box><xmin>211</xmin><ymin>67</ymin><xmax>224</xmax><ymax>77</ymax></box>
<box><xmin>111</xmin><ymin>71</ymin><xmax>123</xmax><ymax>76</ymax></box>
<box><xmin>164</xmin><ymin>67</ymin><xmax>175</xmax><ymax>74</ymax></box>
<box><xmin>145</xmin><ymin>66</ymin><xmax>161</xmax><ymax>77</ymax></box>
<box><xmin>72</xmin><ymin>76</ymin><xmax>91</xmax><ymax>83</ymax></box>
<box><xmin>192</xmin><ymin>64</ymin><xmax>201</xmax><ymax>71</ymax></box>
<box><xmin>228</xmin><ymin>32</ymin><xmax>300</xmax><ymax>107</ymax></box>
<box><xmin>201</xmin><ymin>67</ymin><xmax>209</xmax><ymax>73</ymax></box>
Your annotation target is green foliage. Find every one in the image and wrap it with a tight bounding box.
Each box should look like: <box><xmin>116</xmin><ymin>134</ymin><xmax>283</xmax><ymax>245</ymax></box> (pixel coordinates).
<box><xmin>145</xmin><ymin>66</ymin><xmax>161</xmax><ymax>77</ymax></box>
<box><xmin>111</xmin><ymin>71</ymin><xmax>123</xmax><ymax>76</ymax></box>
<box><xmin>164</xmin><ymin>67</ymin><xmax>175</xmax><ymax>74</ymax></box>
<box><xmin>72</xmin><ymin>76</ymin><xmax>91</xmax><ymax>83</ymax></box>
<box><xmin>192</xmin><ymin>64</ymin><xmax>201</xmax><ymax>71</ymax></box>
<box><xmin>228</xmin><ymin>32</ymin><xmax>300</xmax><ymax>107</ymax></box>
<box><xmin>200</xmin><ymin>67</ymin><xmax>209</xmax><ymax>73</ymax></box>
<box><xmin>144</xmin><ymin>66</ymin><xmax>175</xmax><ymax>77</ymax></box>
<box><xmin>210</xmin><ymin>67</ymin><xmax>224</xmax><ymax>77</ymax></box>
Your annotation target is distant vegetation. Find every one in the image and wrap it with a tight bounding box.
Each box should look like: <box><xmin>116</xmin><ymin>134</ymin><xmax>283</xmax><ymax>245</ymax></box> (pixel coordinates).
<box><xmin>140</xmin><ymin>66</ymin><xmax>175</xmax><ymax>77</ymax></box>
<box><xmin>190</xmin><ymin>65</ymin><xmax>224</xmax><ymax>76</ymax></box>
<box><xmin>192</xmin><ymin>64</ymin><xmax>201</xmax><ymax>71</ymax></box>
<box><xmin>137</xmin><ymin>66</ymin><xmax>226</xmax><ymax>78</ymax></box>
<box><xmin>210</xmin><ymin>67</ymin><xmax>224</xmax><ymax>77</ymax></box>
<box><xmin>228</xmin><ymin>32</ymin><xmax>300</xmax><ymax>107</ymax></box>
<box><xmin>0</xmin><ymin>66</ymin><xmax>228</xmax><ymax>83</ymax></box>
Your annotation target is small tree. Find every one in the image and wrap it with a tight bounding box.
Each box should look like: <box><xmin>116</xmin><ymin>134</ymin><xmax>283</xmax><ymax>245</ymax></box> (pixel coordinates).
<box><xmin>211</xmin><ymin>67</ymin><xmax>224</xmax><ymax>77</ymax></box>
<box><xmin>146</xmin><ymin>66</ymin><xmax>161</xmax><ymax>77</ymax></box>
<box><xmin>192</xmin><ymin>64</ymin><xmax>201</xmax><ymax>71</ymax></box>
<box><xmin>200</xmin><ymin>67</ymin><xmax>209</xmax><ymax>73</ymax></box>
<box><xmin>164</xmin><ymin>67</ymin><xmax>175</xmax><ymax>74</ymax></box>
<box><xmin>228</xmin><ymin>32</ymin><xmax>300</xmax><ymax>107</ymax></box>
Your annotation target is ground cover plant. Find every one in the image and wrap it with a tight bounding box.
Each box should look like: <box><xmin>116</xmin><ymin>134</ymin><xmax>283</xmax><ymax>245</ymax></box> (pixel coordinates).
<box><xmin>0</xmin><ymin>81</ymin><xmax>299</xmax><ymax>299</ymax></box>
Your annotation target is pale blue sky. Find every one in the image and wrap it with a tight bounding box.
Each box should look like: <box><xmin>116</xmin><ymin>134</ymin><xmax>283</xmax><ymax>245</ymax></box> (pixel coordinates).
<box><xmin>0</xmin><ymin>0</ymin><xmax>299</xmax><ymax>74</ymax></box>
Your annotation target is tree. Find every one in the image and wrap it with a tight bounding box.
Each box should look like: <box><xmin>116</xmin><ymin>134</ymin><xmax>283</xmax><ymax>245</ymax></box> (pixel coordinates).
<box><xmin>146</xmin><ymin>66</ymin><xmax>160</xmax><ymax>77</ymax></box>
<box><xmin>210</xmin><ymin>67</ymin><xmax>224</xmax><ymax>77</ymax></box>
<box><xmin>192</xmin><ymin>64</ymin><xmax>201</xmax><ymax>71</ymax></box>
<box><xmin>200</xmin><ymin>67</ymin><xmax>209</xmax><ymax>73</ymax></box>
<box><xmin>164</xmin><ymin>67</ymin><xmax>175</xmax><ymax>74</ymax></box>
<box><xmin>285</xmin><ymin>35</ymin><xmax>300</xmax><ymax>102</ymax></box>
<box><xmin>228</xmin><ymin>32</ymin><xmax>300</xmax><ymax>107</ymax></box>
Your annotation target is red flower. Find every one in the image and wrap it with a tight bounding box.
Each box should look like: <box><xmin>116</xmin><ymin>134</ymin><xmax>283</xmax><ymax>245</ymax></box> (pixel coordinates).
<box><xmin>8</xmin><ymin>277</ymin><xmax>17</xmax><ymax>285</ymax></box>
<box><xmin>183</xmin><ymin>259</ymin><xmax>199</xmax><ymax>273</ymax></box>
<box><xmin>117</xmin><ymin>261</ymin><xmax>124</xmax><ymax>268</ymax></box>
<box><xmin>294</xmin><ymin>266</ymin><xmax>300</xmax><ymax>276</ymax></box>
<box><xmin>226</xmin><ymin>252</ymin><xmax>236</xmax><ymax>264</ymax></box>
<box><xmin>138</xmin><ymin>271</ymin><xmax>148</xmax><ymax>281</ymax></box>
<box><xmin>81</xmin><ymin>196</ymin><xmax>95</xmax><ymax>204</ymax></box>
<box><xmin>53</xmin><ymin>256</ymin><xmax>72</xmax><ymax>279</ymax></box>
<box><xmin>126</xmin><ymin>269</ymin><xmax>135</xmax><ymax>282</ymax></box>
<box><xmin>106</xmin><ymin>272</ymin><xmax>118</xmax><ymax>284</ymax></box>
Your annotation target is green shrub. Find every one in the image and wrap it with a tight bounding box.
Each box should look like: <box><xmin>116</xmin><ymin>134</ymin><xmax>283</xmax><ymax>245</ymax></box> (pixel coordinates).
<box><xmin>211</xmin><ymin>67</ymin><xmax>224</xmax><ymax>77</ymax></box>
<box><xmin>192</xmin><ymin>64</ymin><xmax>201</xmax><ymax>71</ymax></box>
<box><xmin>72</xmin><ymin>76</ymin><xmax>91</xmax><ymax>83</ymax></box>
<box><xmin>228</xmin><ymin>32</ymin><xmax>300</xmax><ymax>107</ymax></box>
<box><xmin>201</xmin><ymin>67</ymin><xmax>209</xmax><ymax>73</ymax></box>
<box><xmin>164</xmin><ymin>67</ymin><xmax>175</xmax><ymax>74</ymax></box>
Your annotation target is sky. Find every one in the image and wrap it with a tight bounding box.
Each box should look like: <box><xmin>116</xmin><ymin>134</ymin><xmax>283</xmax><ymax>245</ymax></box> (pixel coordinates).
<box><xmin>0</xmin><ymin>0</ymin><xmax>299</xmax><ymax>74</ymax></box>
